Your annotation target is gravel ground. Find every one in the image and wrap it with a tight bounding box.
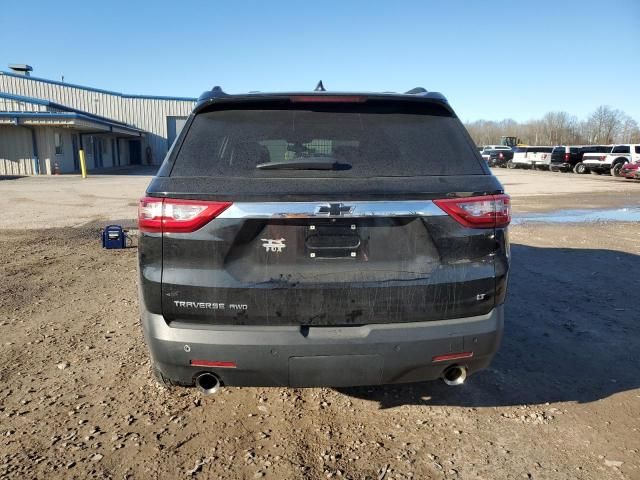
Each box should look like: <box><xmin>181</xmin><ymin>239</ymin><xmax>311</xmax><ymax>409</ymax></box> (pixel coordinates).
<box><xmin>1</xmin><ymin>171</ymin><xmax>639</xmax><ymax>479</ymax></box>
<box><xmin>0</xmin><ymin>167</ymin><xmax>638</xmax><ymax>228</ymax></box>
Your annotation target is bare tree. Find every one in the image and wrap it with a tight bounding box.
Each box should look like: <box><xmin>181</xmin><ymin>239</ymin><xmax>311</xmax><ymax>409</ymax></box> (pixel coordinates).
<box><xmin>464</xmin><ymin>105</ymin><xmax>634</xmax><ymax>146</ymax></box>
<box><xmin>582</xmin><ymin>106</ymin><xmax>624</xmax><ymax>144</ymax></box>
<box><xmin>616</xmin><ymin>115</ymin><xmax>640</xmax><ymax>143</ymax></box>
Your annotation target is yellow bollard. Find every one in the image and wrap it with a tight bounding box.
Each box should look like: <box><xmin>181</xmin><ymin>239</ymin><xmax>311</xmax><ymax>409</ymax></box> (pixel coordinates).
<box><xmin>79</xmin><ymin>149</ymin><xmax>88</xmax><ymax>178</ymax></box>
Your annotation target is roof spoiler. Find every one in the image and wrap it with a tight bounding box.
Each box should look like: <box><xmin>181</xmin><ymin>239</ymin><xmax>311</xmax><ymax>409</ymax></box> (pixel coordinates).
<box><xmin>195</xmin><ymin>85</ymin><xmax>450</xmax><ymax>109</ymax></box>
<box><xmin>405</xmin><ymin>87</ymin><xmax>448</xmax><ymax>103</ymax></box>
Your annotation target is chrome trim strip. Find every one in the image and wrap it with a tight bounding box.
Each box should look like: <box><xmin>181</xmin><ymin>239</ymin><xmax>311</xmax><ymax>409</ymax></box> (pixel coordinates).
<box><xmin>217</xmin><ymin>201</ymin><xmax>446</xmax><ymax>219</ymax></box>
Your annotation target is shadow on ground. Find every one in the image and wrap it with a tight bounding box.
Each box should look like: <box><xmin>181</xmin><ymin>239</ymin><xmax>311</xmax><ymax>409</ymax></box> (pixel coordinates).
<box><xmin>339</xmin><ymin>243</ymin><xmax>640</xmax><ymax>409</ymax></box>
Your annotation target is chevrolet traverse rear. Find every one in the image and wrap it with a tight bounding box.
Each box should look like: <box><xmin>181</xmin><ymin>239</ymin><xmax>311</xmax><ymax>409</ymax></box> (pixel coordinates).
<box><xmin>138</xmin><ymin>86</ymin><xmax>510</xmax><ymax>392</ymax></box>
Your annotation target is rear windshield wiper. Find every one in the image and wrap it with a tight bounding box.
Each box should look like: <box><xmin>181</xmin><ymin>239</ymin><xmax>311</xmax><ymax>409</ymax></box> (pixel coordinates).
<box><xmin>256</xmin><ymin>157</ymin><xmax>351</xmax><ymax>171</ymax></box>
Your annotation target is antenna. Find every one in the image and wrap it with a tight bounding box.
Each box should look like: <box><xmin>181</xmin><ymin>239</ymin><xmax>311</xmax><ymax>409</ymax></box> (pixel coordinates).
<box><xmin>314</xmin><ymin>80</ymin><xmax>326</xmax><ymax>92</ymax></box>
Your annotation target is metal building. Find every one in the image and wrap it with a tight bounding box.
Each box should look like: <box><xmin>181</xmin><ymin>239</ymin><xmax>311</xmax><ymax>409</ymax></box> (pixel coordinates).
<box><xmin>0</xmin><ymin>65</ymin><xmax>196</xmax><ymax>175</ymax></box>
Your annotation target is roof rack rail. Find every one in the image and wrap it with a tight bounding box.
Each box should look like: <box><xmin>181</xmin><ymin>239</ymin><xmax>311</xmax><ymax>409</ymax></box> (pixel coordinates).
<box><xmin>405</xmin><ymin>87</ymin><xmax>427</xmax><ymax>95</ymax></box>
<box><xmin>197</xmin><ymin>86</ymin><xmax>229</xmax><ymax>104</ymax></box>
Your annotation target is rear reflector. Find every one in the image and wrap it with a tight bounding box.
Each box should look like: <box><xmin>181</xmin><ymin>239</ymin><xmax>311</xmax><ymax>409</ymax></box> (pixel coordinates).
<box><xmin>434</xmin><ymin>194</ymin><xmax>511</xmax><ymax>228</ymax></box>
<box><xmin>138</xmin><ymin>197</ymin><xmax>232</xmax><ymax>233</ymax></box>
<box><xmin>190</xmin><ymin>360</ymin><xmax>237</xmax><ymax>368</ymax></box>
<box><xmin>290</xmin><ymin>95</ymin><xmax>366</xmax><ymax>103</ymax></box>
<box><xmin>432</xmin><ymin>352</ymin><xmax>474</xmax><ymax>363</ymax></box>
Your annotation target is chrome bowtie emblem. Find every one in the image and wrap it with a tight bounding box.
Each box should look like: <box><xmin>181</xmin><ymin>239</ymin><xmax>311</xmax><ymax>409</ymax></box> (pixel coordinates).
<box><xmin>315</xmin><ymin>203</ymin><xmax>354</xmax><ymax>216</ymax></box>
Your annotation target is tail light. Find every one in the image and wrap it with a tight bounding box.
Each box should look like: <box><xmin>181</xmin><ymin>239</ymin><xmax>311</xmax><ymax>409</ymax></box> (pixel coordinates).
<box><xmin>434</xmin><ymin>194</ymin><xmax>511</xmax><ymax>228</ymax></box>
<box><xmin>138</xmin><ymin>197</ymin><xmax>232</xmax><ymax>233</ymax></box>
<box><xmin>564</xmin><ymin>153</ymin><xmax>570</xmax><ymax>161</ymax></box>
<box><xmin>499</xmin><ymin>152</ymin><xmax>504</xmax><ymax>159</ymax></box>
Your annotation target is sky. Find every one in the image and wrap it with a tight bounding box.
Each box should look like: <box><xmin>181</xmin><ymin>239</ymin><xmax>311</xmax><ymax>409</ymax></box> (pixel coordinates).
<box><xmin>1</xmin><ymin>0</ymin><xmax>638</xmax><ymax>122</ymax></box>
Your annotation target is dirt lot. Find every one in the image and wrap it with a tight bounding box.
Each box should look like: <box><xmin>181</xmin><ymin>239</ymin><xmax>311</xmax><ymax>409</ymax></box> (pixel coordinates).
<box><xmin>1</xmin><ymin>171</ymin><xmax>639</xmax><ymax>479</ymax></box>
<box><xmin>0</xmin><ymin>167</ymin><xmax>639</xmax><ymax>228</ymax></box>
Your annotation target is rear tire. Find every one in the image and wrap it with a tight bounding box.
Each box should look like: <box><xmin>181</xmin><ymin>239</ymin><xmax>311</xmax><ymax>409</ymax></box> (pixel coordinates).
<box><xmin>611</xmin><ymin>161</ymin><xmax>626</xmax><ymax>177</ymax></box>
<box><xmin>506</xmin><ymin>161</ymin><xmax>516</xmax><ymax>169</ymax></box>
<box><xmin>574</xmin><ymin>162</ymin><xmax>588</xmax><ymax>174</ymax></box>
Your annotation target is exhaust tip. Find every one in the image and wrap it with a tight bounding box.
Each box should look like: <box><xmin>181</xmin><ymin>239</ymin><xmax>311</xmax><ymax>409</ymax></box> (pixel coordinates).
<box><xmin>442</xmin><ymin>365</ymin><xmax>467</xmax><ymax>386</ymax></box>
<box><xmin>195</xmin><ymin>372</ymin><xmax>221</xmax><ymax>395</ymax></box>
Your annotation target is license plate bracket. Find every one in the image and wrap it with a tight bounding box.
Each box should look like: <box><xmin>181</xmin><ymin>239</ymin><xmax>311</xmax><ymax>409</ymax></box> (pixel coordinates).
<box><xmin>305</xmin><ymin>222</ymin><xmax>366</xmax><ymax>259</ymax></box>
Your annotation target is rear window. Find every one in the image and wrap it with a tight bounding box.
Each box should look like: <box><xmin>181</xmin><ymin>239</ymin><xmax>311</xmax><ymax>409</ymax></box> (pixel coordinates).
<box><xmin>612</xmin><ymin>145</ymin><xmax>630</xmax><ymax>154</ymax></box>
<box><xmin>552</xmin><ymin>147</ymin><xmax>565</xmax><ymax>153</ymax></box>
<box><xmin>170</xmin><ymin>103</ymin><xmax>484</xmax><ymax>177</ymax></box>
<box><xmin>583</xmin><ymin>145</ymin><xmax>612</xmax><ymax>153</ymax></box>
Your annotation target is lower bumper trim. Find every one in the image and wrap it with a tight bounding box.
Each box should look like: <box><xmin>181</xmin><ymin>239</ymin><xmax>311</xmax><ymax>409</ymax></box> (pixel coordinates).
<box><xmin>141</xmin><ymin>306</ymin><xmax>504</xmax><ymax>387</ymax></box>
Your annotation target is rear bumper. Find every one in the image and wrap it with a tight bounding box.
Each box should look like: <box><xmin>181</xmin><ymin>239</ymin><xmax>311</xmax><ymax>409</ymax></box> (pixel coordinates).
<box><xmin>550</xmin><ymin>162</ymin><xmax>572</xmax><ymax>170</ymax></box>
<box><xmin>583</xmin><ymin>162</ymin><xmax>610</xmax><ymax>171</ymax></box>
<box><xmin>141</xmin><ymin>306</ymin><xmax>504</xmax><ymax>387</ymax></box>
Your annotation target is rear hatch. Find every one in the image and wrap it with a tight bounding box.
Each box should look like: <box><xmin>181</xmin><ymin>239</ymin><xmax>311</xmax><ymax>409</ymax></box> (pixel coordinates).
<box><xmin>550</xmin><ymin>146</ymin><xmax>567</xmax><ymax>164</ymax></box>
<box><xmin>583</xmin><ymin>146</ymin><xmax>613</xmax><ymax>164</ymax></box>
<box><xmin>142</xmin><ymin>95</ymin><xmax>508</xmax><ymax>326</ymax></box>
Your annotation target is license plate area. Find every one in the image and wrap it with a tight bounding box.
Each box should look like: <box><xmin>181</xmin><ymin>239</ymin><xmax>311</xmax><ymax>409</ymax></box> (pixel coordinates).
<box><xmin>305</xmin><ymin>221</ymin><xmax>368</xmax><ymax>259</ymax></box>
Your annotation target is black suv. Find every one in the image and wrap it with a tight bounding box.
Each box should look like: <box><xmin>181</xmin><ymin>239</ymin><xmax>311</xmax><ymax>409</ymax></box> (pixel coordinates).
<box><xmin>138</xmin><ymin>87</ymin><xmax>510</xmax><ymax>393</ymax></box>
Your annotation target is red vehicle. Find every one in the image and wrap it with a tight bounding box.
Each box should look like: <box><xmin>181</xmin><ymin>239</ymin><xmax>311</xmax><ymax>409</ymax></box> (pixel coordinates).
<box><xmin>620</xmin><ymin>162</ymin><xmax>640</xmax><ymax>179</ymax></box>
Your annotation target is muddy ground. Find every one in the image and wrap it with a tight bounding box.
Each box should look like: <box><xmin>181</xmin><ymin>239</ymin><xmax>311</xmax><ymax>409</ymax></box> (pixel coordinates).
<box><xmin>1</xmin><ymin>173</ymin><xmax>639</xmax><ymax>479</ymax></box>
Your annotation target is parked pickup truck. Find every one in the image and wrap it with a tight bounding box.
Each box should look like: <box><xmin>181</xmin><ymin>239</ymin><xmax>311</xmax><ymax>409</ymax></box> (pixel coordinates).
<box><xmin>550</xmin><ymin>145</ymin><xmax>611</xmax><ymax>173</ymax></box>
<box><xmin>486</xmin><ymin>149</ymin><xmax>514</xmax><ymax>168</ymax></box>
<box><xmin>508</xmin><ymin>146</ymin><xmax>553</xmax><ymax>169</ymax></box>
<box><xmin>480</xmin><ymin>145</ymin><xmax>512</xmax><ymax>162</ymax></box>
<box><xmin>581</xmin><ymin>144</ymin><xmax>640</xmax><ymax>176</ymax></box>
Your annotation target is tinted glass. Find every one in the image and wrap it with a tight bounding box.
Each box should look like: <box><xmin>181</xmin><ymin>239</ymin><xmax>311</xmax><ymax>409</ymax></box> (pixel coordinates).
<box><xmin>612</xmin><ymin>145</ymin><xmax>630</xmax><ymax>154</ymax></box>
<box><xmin>171</xmin><ymin>104</ymin><xmax>484</xmax><ymax>177</ymax></box>
<box><xmin>635</xmin><ymin>146</ymin><xmax>640</xmax><ymax>154</ymax></box>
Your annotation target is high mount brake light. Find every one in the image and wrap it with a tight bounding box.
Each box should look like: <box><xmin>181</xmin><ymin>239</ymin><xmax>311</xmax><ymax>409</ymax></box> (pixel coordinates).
<box><xmin>289</xmin><ymin>95</ymin><xmax>366</xmax><ymax>103</ymax></box>
<box><xmin>138</xmin><ymin>197</ymin><xmax>232</xmax><ymax>233</ymax></box>
<box><xmin>434</xmin><ymin>194</ymin><xmax>511</xmax><ymax>228</ymax></box>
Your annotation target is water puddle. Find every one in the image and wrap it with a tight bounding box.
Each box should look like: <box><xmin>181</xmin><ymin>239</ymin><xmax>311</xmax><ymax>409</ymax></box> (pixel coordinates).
<box><xmin>514</xmin><ymin>206</ymin><xmax>640</xmax><ymax>224</ymax></box>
